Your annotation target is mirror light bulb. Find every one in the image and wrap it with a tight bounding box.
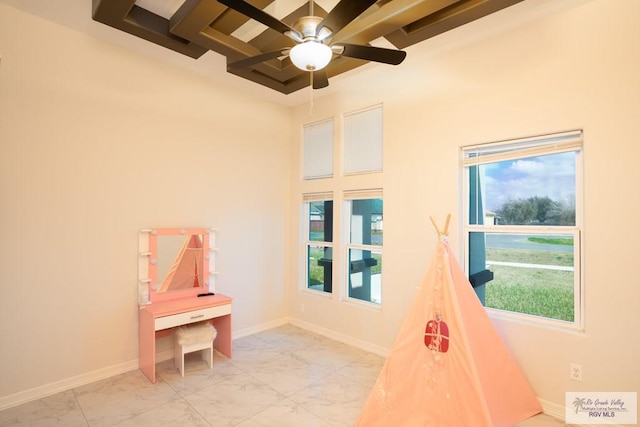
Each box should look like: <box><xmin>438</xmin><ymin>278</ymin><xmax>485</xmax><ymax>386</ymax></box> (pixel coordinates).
<box><xmin>290</xmin><ymin>41</ymin><xmax>332</xmax><ymax>71</ymax></box>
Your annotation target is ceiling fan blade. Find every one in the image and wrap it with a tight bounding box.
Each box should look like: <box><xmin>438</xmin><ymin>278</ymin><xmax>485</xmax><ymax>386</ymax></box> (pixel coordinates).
<box><xmin>317</xmin><ymin>0</ymin><xmax>378</xmax><ymax>36</ymax></box>
<box><xmin>228</xmin><ymin>49</ymin><xmax>288</xmax><ymax>68</ymax></box>
<box><xmin>312</xmin><ymin>70</ymin><xmax>329</xmax><ymax>89</ymax></box>
<box><xmin>338</xmin><ymin>43</ymin><xmax>407</xmax><ymax>65</ymax></box>
<box><xmin>218</xmin><ymin>0</ymin><xmax>299</xmax><ymax>37</ymax></box>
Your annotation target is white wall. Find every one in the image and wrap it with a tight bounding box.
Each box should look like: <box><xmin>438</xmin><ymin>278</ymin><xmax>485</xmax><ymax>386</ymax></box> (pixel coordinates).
<box><xmin>289</xmin><ymin>0</ymin><xmax>640</xmax><ymax>416</ymax></box>
<box><xmin>0</xmin><ymin>3</ymin><xmax>292</xmax><ymax>406</ymax></box>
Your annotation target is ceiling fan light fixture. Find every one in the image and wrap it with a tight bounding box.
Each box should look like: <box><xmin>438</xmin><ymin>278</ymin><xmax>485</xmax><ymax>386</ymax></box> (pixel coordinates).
<box><xmin>289</xmin><ymin>41</ymin><xmax>332</xmax><ymax>71</ymax></box>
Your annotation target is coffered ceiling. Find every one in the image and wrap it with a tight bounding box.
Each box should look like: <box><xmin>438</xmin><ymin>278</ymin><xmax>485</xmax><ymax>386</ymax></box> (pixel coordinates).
<box><xmin>92</xmin><ymin>0</ymin><xmax>523</xmax><ymax>94</ymax></box>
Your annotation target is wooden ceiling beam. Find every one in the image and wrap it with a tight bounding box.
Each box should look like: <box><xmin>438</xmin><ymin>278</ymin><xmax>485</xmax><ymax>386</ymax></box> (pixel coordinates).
<box><xmin>92</xmin><ymin>0</ymin><xmax>207</xmax><ymax>58</ymax></box>
<box><xmin>328</xmin><ymin>0</ymin><xmax>460</xmax><ymax>46</ymax></box>
<box><xmin>385</xmin><ymin>0</ymin><xmax>525</xmax><ymax>48</ymax></box>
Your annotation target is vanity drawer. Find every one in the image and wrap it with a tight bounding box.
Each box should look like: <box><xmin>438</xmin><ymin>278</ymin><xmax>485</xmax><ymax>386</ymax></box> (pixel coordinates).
<box><xmin>155</xmin><ymin>303</ymin><xmax>231</xmax><ymax>331</ymax></box>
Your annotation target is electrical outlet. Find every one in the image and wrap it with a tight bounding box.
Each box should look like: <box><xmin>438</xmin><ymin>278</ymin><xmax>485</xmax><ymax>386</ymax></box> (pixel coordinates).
<box><xmin>299</xmin><ymin>303</ymin><xmax>305</xmax><ymax>313</ymax></box>
<box><xmin>570</xmin><ymin>363</ymin><xmax>583</xmax><ymax>381</ymax></box>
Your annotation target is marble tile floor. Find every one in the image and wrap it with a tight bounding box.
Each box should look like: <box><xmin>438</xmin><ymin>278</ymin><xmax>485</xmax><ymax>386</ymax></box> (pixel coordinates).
<box><xmin>0</xmin><ymin>325</ymin><xmax>566</xmax><ymax>426</ymax></box>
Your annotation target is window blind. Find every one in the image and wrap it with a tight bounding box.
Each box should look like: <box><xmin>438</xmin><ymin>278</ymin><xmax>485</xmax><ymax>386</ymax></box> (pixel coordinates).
<box><xmin>303</xmin><ymin>118</ymin><xmax>334</xmax><ymax>179</ymax></box>
<box><xmin>343</xmin><ymin>105</ymin><xmax>383</xmax><ymax>175</ymax></box>
<box><xmin>302</xmin><ymin>192</ymin><xmax>333</xmax><ymax>202</ymax></box>
<box><xmin>343</xmin><ymin>189</ymin><xmax>383</xmax><ymax>200</ymax></box>
<box><xmin>462</xmin><ymin>130</ymin><xmax>582</xmax><ymax>167</ymax></box>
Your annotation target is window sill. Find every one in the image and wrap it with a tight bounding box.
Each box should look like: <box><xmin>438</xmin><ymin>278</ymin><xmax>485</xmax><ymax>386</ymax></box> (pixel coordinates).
<box><xmin>485</xmin><ymin>307</ymin><xmax>585</xmax><ymax>334</ymax></box>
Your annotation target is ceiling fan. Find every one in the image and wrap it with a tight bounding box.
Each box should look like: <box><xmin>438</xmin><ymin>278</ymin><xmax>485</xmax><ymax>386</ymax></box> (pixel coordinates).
<box><xmin>220</xmin><ymin>0</ymin><xmax>407</xmax><ymax>89</ymax></box>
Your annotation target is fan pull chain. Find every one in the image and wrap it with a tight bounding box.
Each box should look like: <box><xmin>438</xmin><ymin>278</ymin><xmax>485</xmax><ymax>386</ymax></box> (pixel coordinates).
<box><xmin>309</xmin><ymin>72</ymin><xmax>314</xmax><ymax>115</ymax></box>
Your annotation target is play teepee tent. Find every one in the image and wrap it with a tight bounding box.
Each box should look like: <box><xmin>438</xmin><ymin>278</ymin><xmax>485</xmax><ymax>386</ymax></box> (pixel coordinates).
<box><xmin>356</xmin><ymin>216</ymin><xmax>542</xmax><ymax>427</ymax></box>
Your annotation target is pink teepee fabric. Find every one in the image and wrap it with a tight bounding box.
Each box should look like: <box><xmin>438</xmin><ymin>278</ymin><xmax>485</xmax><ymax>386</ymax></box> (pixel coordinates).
<box><xmin>158</xmin><ymin>235</ymin><xmax>203</xmax><ymax>292</ymax></box>
<box><xmin>356</xmin><ymin>226</ymin><xmax>541</xmax><ymax>427</ymax></box>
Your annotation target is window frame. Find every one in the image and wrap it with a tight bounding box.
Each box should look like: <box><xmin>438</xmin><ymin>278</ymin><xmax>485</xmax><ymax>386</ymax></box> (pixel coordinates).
<box><xmin>342</xmin><ymin>190</ymin><xmax>383</xmax><ymax>307</ymax></box>
<box><xmin>299</xmin><ymin>104</ymin><xmax>385</xmax><ymax>309</ymax></box>
<box><xmin>461</xmin><ymin>130</ymin><xmax>584</xmax><ymax>330</ymax></box>
<box><xmin>302</xmin><ymin>194</ymin><xmax>334</xmax><ymax>297</ymax></box>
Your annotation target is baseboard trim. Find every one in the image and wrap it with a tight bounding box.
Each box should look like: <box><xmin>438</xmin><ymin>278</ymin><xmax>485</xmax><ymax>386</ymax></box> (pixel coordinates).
<box><xmin>0</xmin><ymin>359</ymin><xmax>138</xmax><ymax>412</ymax></box>
<box><xmin>289</xmin><ymin>318</ymin><xmax>390</xmax><ymax>357</ymax></box>
<box><xmin>539</xmin><ymin>398</ymin><xmax>565</xmax><ymax>421</ymax></box>
<box><xmin>234</xmin><ymin>317</ymin><xmax>290</xmax><ymax>339</ymax></box>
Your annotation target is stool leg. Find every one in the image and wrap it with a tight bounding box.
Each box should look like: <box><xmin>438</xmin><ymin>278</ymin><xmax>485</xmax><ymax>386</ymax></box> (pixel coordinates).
<box><xmin>175</xmin><ymin>345</ymin><xmax>184</xmax><ymax>377</ymax></box>
<box><xmin>202</xmin><ymin>344</ymin><xmax>213</xmax><ymax>370</ymax></box>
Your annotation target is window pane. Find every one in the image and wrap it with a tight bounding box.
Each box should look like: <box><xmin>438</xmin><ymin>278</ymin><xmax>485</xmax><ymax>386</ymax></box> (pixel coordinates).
<box><xmin>344</xmin><ymin>106</ymin><xmax>383</xmax><ymax>174</ymax></box>
<box><xmin>307</xmin><ymin>245</ymin><xmax>332</xmax><ymax>293</ymax></box>
<box><xmin>474</xmin><ymin>152</ymin><xmax>576</xmax><ymax>226</ymax></box>
<box><xmin>350</xmin><ymin>199</ymin><xmax>383</xmax><ymax>245</ymax></box>
<box><xmin>470</xmin><ymin>232</ymin><xmax>575</xmax><ymax>322</ymax></box>
<box><xmin>308</xmin><ymin>201</ymin><xmax>333</xmax><ymax>242</ymax></box>
<box><xmin>303</xmin><ymin>120</ymin><xmax>333</xmax><ymax>179</ymax></box>
<box><xmin>348</xmin><ymin>248</ymin><xmax>382</xmax><ymax>304</ymax></box>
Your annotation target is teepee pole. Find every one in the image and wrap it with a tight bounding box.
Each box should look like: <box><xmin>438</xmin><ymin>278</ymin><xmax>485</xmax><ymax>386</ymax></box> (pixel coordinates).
<box><xmin>429</xmin><ymin>216</ymin><xmax>440</xmax><ymax>235</ymax></box>
<box><xmin>430</xmin><ymin>214</ymin><xmax>451</xmax><ymax>237</ymax></box>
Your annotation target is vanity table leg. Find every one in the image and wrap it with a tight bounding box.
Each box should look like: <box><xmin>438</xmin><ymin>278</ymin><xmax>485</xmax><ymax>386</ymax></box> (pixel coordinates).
<box><xmin>210</xmin><ymin>313</ymin><xmax>232</xmax><ymax>358</ymax></box>
<box><xmin>139</xmin><ymin>310</ymin><xmax>156</xmax><ymax>383</ymax></box>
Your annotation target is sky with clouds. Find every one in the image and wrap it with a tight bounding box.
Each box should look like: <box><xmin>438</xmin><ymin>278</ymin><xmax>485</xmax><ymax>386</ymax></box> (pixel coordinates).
<box><xmin>481</xmin><ymin>152</ymin><xmax>576</xmax><ymax>212</ymax></box>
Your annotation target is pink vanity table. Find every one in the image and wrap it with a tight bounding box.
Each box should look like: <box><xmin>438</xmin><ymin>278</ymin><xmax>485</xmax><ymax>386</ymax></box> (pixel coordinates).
<box><xmin>138</xmin><ymin>228</ymin><xmax>231</xmax><ymax>383</ymax></box>
<box><xmin>138</xmin><ymin>293</ymin><xmax>232</xmax><ymax>383</ymax></box>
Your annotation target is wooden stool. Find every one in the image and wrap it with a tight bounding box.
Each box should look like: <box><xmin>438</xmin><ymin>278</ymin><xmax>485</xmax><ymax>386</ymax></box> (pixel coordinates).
<box><xmin>174</xmin><ymin>322</ymin><xmax>217</xmax><ymax>377</ymax></box>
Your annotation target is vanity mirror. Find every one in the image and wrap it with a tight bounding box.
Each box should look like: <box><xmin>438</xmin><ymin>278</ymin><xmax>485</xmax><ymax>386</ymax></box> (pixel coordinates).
<box><xmin>138</xmin><ymin>228</ymin><xmax>217</xmax><ymax>304</ymax></box>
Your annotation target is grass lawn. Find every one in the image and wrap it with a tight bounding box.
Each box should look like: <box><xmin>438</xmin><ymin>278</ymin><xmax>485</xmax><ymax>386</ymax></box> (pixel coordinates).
<box><xmin>307</xmin><ymin>239</ymin><xmax>575</xmax><ymax>322</ymax></box>
<box><xmin>307</xmin><ymin>246</ymin><xmax>382</xmax><ymax>286</ymax></box>
<box><xmin>485</xmin><ymin>247</ymin><xmax>575</xmax><ymax>322</ymax></box>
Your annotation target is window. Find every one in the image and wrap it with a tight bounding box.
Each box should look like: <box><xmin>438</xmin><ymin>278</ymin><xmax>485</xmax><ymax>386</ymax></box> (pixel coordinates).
<box><xmin>343</xmin><ymin>105</ymin><xmax>383</xmax><ymax>175</ymax></box>
<box><xmin>303</xmin><ymin>194</ymin><xmax>333</xmax><ymax>294</ymax></box>
<box><xmin>303</xmin><ymin>119</ymin><xmax>333</xmax><ymax>179</ymax></box>
<box><xmin>300</xmin><ymin>105</ymin><xmax>384</xmax><ymax>307</ymax></box>
<box><xmin>462</xmin><ymin>131</ymin><xmax>583</xmax><ymax>327</ymax></box>
<box><xmin>344</xmin><ymin>191</ymin><xmax>383</xmax><ymax>304</ymax></box>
